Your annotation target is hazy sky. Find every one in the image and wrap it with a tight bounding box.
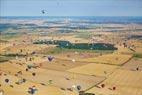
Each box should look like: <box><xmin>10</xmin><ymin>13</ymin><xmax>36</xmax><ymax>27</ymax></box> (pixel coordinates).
<box><xmin>0</xmin><ymin>0</ymin><xmax>142</xmax><ymax>16</ymax></box>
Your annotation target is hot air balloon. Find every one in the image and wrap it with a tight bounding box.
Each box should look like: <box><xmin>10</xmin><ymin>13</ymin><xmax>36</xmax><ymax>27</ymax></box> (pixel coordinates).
<box><xmin>32</xmin><ymin>73</ymin><xmax>36</xmax><ymax>76</ymax></box>
<box><xmin>5</xmin><ymin>79</ymin><xmax>9</xmax><ymax>83</ymax></box>
<box><xmin>41</xmin><ymin>10</ymin><xmax>45</xmax><ymax>14</ymax></box>
<box><xmin>76</xmin><ymin>85</ymin><xmax>81</xmax><ymax>91</ymax></box>
<box><xmin>48</xmin><ymin>56</ymin><xmax>54</xmax><ymax>62</ymax></box>
<box><xmin>28</xmin><ymin>86</ymin><xmax>38</xmax><ymax>95</ymax></box>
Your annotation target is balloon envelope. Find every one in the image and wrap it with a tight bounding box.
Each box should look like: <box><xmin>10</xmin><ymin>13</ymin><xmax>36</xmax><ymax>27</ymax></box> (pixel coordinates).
<box><xmin>48</xmin><ymin>56</ymin><xmax>54</xmax><ymax>62</ymax></box>
<box><xmin>5</xmin><ymin>79</ymin><xmax>9</xmax><ymax>83</ymax></box>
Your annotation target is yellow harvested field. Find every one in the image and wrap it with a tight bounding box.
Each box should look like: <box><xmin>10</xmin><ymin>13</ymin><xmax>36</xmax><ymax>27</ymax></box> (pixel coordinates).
<box><xmin>0</xmin><ymin>43</ymin><xmax>13</xmax><ymax>52</ymax></box>
<box><xmin>122</xmin><ymin>58</ymin><xmax>142</xmax><ymax>71</ymax></box>
<box><xmin>0</xmin><ymin>62</ymin><xmax>105</xmax><ymax>92</ymax></box>
<box><xmin>54</xmin><ymin>47</ymin><xmax>133</xmax><ymax>66</ymax></box>
<box><xmin>38</xmin><ymin>35</ymin><xmax>89</xmax><ymax>43</ymax></box>
<box><xmin>0</xmin><ymin>73</ymin><xmax>68</xmax><ymax>95</ymax></box>
<box><xmin>127</xmin><ymin>40</ymin><xmax>142</xmax><ymax>53</ymax></box>
<box><xmin>87</xmin><ymin>69</ymin><xmax>142</xmax><ymax>95</ymax></box>
<box><xmin>86</xmin><ymin>86</ymin><xmax>114</xmax><ymax>95</ymax></box>
<box><xmin>127</xmin><ymin>39</ymin><xmax>142</xmax><ymax>47</ymax></box>
<box><xmin>3</xmin><ymin>44</ymin><xmax>51</xmax><ymax>54</ymax></box>
<box><xmin>114</xmin><ymin>46</ymin><xmax>134</xmax><ymax>54</ymax></box>
<box><xmin>134</xmin><ymin>47</ymin><xmax>142</xmax><ymax>53</ymax></box>
<box><xmin>11</xmin><ymin>56</ymin><xmax>47</xmax><ymax>65</ymax></box>
<box><xmin>80</xmin><ymin>53</ymin><xmax>132</xmax><ymax>65</ymax></box>
<box><xmin>40</xmin><ymin>59</ymin><xmax>87</xmax><ymax>71</ymax></box>
<box><xmin>68</xmin><ymin>63</ymin><xmax>118</xmax><ymax>77</ymax></box>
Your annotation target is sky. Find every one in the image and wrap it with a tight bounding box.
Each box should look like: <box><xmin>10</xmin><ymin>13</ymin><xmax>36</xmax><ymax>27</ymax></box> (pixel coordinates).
<box><xmin>0</xmin><ymin>0</ymin><xmax>142</xmax><ymax>16</ymax></box>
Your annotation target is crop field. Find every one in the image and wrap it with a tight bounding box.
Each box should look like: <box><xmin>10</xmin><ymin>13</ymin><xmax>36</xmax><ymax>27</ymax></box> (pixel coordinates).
<box><xmin>1</xmin><ymin>16</ymin><xmax>142</xmax><ymax>95</ymax></box>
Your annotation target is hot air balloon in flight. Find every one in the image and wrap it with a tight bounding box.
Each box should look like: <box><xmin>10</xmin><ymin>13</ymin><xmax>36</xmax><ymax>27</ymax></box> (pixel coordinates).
<box><xmin>48</xmin><ymin>56</ymin><xmax>54</xmax><ymax>62</ymax></box>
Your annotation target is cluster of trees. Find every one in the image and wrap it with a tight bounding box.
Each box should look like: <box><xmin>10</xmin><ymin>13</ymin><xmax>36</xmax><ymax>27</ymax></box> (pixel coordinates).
<box><xmin>34</xmin><ymin>40</ymin><xmax>117</xmax><ymax>50</ymax></box>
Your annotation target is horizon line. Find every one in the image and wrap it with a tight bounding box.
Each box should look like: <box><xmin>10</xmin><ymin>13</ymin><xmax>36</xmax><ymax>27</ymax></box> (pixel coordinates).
<box><xmin>1</xmin><ymin>15</ymin><xmax>142</xmax><ymax>17</ymax></box>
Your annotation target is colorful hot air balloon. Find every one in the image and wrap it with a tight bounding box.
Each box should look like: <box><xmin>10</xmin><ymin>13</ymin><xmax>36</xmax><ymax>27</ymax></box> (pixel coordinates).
<box><xmin>77</xmin><ymin>85</ymin><xmax>81</xmax><ymax>91</ymax></box>
<box><xmin>28</xmin><ymin>86</ymin><xmax>38</xmax><ymax>95</ymax></box>
<box><xmin>5</xmin><ymin>79</ymin><xmax>9</xmax><ymax>83</ymax></box>
<box><xmin>48</xmin><ymin>56</ymin><xmax>54</xmax><ymax>62</ymax></box>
